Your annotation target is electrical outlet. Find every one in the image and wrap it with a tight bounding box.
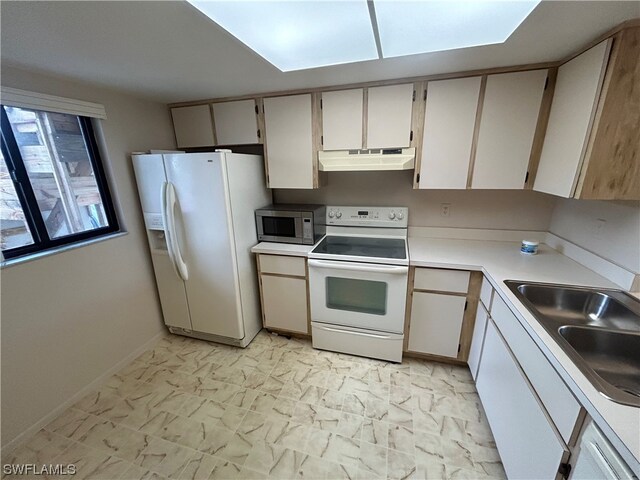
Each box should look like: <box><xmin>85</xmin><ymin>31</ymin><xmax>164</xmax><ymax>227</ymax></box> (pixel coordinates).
<box><xmin>440</xmin><ymin>203</ymin><xmax>451</xmax><ymax>217</ymax></box>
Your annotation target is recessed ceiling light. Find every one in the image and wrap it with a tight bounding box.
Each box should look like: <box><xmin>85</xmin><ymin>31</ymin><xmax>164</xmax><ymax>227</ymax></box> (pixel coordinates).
<box><xmin>187</xmin><ymin>0</ymin><xmax>379</xmax><ymax>72</ymax></box>
<box><xmin>373</xmin><ymin>0</ymin><xmax>541</xmax><ymax>58</ymax></box>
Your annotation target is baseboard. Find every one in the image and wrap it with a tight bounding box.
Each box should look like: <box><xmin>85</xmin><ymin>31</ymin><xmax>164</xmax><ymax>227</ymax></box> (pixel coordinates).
<box><xmin>545</xmin><ymin>232</ymin><xmax>639</xmax><ymax>290</ymax></box>
<box><xmin>1</xmin><ymin>329</ymin><xmax>167</xmax><ymax>458</ymax></box>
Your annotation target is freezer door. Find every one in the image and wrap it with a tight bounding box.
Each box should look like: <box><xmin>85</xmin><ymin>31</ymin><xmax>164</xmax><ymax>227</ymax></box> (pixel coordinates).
<box><xmin>131</xmin><ymin>154</ymin><xmax>167</xmax><ymax>230</ymax></box>
<box><xmin>164</xmin><ymin>153</ymin><xmax>244</xmax><ymax>339</ymax></box>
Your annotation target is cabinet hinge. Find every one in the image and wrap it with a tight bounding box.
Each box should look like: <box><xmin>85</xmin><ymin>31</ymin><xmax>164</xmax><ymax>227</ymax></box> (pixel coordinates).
<box><xmin>423</xmin><ymin>89</ymin><xmax>427</xmax><ymax>101</ymax></box>
<box><xmin>412</xmin><ymin>90</ymin><xmax>416</xmax><ymax>101</ymax></box>
<box><xmin>464</xmin><ymin>300</ymin><xmax>468</xmax><ymax>311</ymax></box>
<box><xmin>416</xmin><ymin>173</ymin><xmax>420</xmax><ymax>184</ymax></box>
<box><xmin>558</xmin><ymin>462</ymin><xmax>571</xmax><ymax>479</ymax></box>
<box><xmin>321</xmin><ymin>135</ymin><xmax>323</xmax><ymax>145</ymax></box>
<box><xmin>409</xmin><ymin>130</ymin><xmax>414</xmax><ymax>142</ymax></box>
<box><xmin>320</xmin><ymin>99</ymin><xmax>323</xmax><ymax>109</ymax></box>
<box><xmin>458</xmin><ymin>344</ymin><xmax>461</xmax><ymax>353</ymax></box>
<box><xmin>525</xmin><ymin>171</ymin><xmax>530</xmax><ymax>183</ymax></box>
<box><xmin>544</xmin><ymin>76</ymin><xmax>549</xmax><ymax>90</ymax></box>
<box><xmin>255</xmin><ymin>105</ymin><xmax>259</xmax><ymax>114</ymax></box>
<box><xmin>257</xmin><ymin>129</ymin><xmax>261</xmax><ymax>139</ymax></box>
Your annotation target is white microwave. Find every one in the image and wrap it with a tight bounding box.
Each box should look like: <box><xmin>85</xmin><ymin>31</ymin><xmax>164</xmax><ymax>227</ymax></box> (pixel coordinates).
<box><xmin>255</xmin><ymin>204</ymin><xmax>325</xmax><ymax>245</ymax></box>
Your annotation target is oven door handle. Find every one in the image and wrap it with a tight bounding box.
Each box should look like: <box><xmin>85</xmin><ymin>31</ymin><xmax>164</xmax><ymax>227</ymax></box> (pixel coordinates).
<box><xmin>308</xmin><ymin>259</ymin><xmax>408</xmax><ymax>275</ymax></box>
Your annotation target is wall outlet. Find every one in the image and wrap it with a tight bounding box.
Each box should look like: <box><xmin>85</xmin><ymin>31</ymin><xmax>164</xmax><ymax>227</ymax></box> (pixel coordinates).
<box><xmin>440</xmin><ymin>203</ymin><xmax>451</xmax><ymax>217</ymax></box>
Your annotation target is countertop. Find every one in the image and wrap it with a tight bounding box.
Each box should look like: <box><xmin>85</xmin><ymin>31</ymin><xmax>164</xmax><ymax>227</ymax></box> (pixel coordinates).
<box><xmin>251</xmin><ymin>237</ymin><xmax>640</xmax><ymax>470</ymax></box>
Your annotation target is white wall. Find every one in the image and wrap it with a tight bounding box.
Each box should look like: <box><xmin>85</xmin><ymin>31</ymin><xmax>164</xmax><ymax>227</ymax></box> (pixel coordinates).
<box><xmin>0</xmin><ymin>66</ymin><xmax>174</xmax><ymax>448</ymax></box>
<box><xmin>275</xmin><ymin>171</ymin><xmax>557</xmax><ymax>231</ymax></box>
<box><xmin>549</xmin><ymin>198</ymin><xmax>640</xmax><ymax>273</ymax></box>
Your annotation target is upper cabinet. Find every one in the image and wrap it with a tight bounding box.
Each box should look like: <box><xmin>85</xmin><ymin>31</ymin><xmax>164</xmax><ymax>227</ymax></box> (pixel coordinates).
<box><xmin>171</xmin><ymin>105</ymin><xmax>215</xmax><ymax>148</ymax></box>
<box><xmin>418</xmin><ymin>76</ymin><xmax>482</xmax><ymax>189</ymax></box>
<box><xmin>471</xmin><ymin>69</ymin><xmax>548</xmax><ymax>189</ymax></box>
<box><xmin>212</xmin><ymin>99</ymin><xmax>259</xmax><ymax>145</ymax></box>
<box><xmin>321</xmin><ymin>89</ymin><xmax>363</xmax><ymax>150</ymax></box>
<box><xmin>263</xmin><ymin>94</ymin><xmax>316</xmax><ymax>189</ymax></box>
<box><xmin>366</xmin><ymin>84</ymin><xmax>414</xmax><ymax>149</ymax></box>
<box><xmin>536</xmin><ymin>27</ymin><xmax>640</xmax><ymax>200</ymax></box>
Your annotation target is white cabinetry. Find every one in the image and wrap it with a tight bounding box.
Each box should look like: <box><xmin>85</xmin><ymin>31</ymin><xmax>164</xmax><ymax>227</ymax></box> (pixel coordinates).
<box><xmin>366</xmin><ymin>84</ymin><xmax>414</xmax><ymax>149</ymax></box>
<box><xmin>212</xmin><ymin>100</ymin><xmax>259</xmax><ymax>145</ymax></box>
<box><xmin>534</xmin><ymin>40</ymin><xmax>611</xmax><ymax>197</ymax></box>
<box><xmin>258</xmin><ymin>254</ymin><xmax>308</xmax><ymax>334</ymax></box>
<box><xmin>477</xmin><ymin>320</ymin><xmax>568</xmax><ymax>479</ymax></box>
<box><xmin>321</xmin><ymin>89</ymin><xmax>363</xmax><ymax>150</ymax></box>
<box><xmin>468</xmin><ymin>301</ymin><xmax>488</xmax><ymax>380</ymax></box>
<box><xmin>419</xmin><ymin>76</ymin><xmax>482</xmax><ymax>189</ymax></box>
<box><xmin>171</xmin><ymin>105</ymin><xmax>215</xmax><ymax>148</ymax></box>
<box><xmin>472</xmin><ymin>70</ymin><xmax>548</xmax><ymax>189</ymax></box>
<box><xmin>263</xmin><ymin>94</ymin><xmax>314</xmax><ymax>188</ymax></box>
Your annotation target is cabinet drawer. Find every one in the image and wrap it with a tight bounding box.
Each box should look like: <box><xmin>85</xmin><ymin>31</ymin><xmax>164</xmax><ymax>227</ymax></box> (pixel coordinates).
<box><xmin>414</xmin><ymin>268</ymin><xmax>470</xmax><ymax>293</ymax></box>
<box><xmin>491</xmin><ymin>295</ymin><xmax>581</xmax><ymax>444</ymax></box>
<box><xmin>259</xmin><ymin>255</ymin><xmax>306</xmax><ymax>277</ymax></box>
<box><xmin>480</xmin><ymin>276</ymin><xmax>494</xmax><ymax>309</ymax></box>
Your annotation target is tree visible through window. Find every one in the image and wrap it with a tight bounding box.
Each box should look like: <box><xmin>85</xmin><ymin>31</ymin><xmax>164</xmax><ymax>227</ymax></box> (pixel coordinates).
<box><xmin>1</xmin><ymin>105</ymin><xmax>119</xmax><ymax>259</ymax></box>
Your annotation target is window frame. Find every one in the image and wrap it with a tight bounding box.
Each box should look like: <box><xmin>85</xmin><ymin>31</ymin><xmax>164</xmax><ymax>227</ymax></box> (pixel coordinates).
<box><xmin>1</xmin><ymin>106</ymin><xmax>119</xmax><ymax>260</ymax></box>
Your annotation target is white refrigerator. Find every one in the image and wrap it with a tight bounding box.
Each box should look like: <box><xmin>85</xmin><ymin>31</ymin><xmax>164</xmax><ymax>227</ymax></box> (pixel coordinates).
<box><xmin>131</xmin><ymin>151</ymin><xmax>271</xmax><ymax>347</ymax></box>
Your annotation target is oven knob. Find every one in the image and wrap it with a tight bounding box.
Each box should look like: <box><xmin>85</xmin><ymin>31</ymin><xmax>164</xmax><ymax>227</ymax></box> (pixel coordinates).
<box><xmin>328</xmin><ymin>210</ymin><xmax>335</xmax><ymax>218</ymax></box>
<box><xmin>336</xmin><ymin>211</ymin><xmax>342</xmax><ymax>218</ymax></box>
<box><xmin>397</xmin><ymin>211</ymin><xmax>404</xmax><ymax>220</ymax></box>
<box><xmin>389</xmin><ymin>211</ymin><xmax>396</xmax><ymax>219</ymax></box>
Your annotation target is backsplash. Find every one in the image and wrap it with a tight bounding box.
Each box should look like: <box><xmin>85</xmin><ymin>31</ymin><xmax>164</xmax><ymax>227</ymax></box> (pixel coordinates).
<box><xmin>274</xmin><ymin>170</ymin><xmax>557</xmax><ymax>231</ymax></box>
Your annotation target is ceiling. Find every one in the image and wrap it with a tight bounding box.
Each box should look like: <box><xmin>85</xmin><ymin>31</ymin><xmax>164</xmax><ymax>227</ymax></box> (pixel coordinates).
<box><xmin>1</xmin><ymin>1</ymin><xmax>638</xmax><ymax>104</ymax></box>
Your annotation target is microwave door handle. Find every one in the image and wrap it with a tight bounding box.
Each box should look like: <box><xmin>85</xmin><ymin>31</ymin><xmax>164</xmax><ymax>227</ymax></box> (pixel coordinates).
<box><xmin>308</xmin><ymin>259</ymin><xmax>408</xmax><ymax>275</ymax></box>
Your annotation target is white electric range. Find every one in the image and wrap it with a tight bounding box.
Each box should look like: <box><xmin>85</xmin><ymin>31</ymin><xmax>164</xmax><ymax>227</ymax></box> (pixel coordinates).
<box><xmin>308</xmin><ymin>206</ymin><xmax>409</xmax><ymax>363</ymax></box>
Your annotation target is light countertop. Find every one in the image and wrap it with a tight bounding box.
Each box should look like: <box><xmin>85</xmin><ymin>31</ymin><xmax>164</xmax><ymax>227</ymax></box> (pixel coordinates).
<box><xmin>251</xmin><ymin>238</ymin><xmax>640</xmax><ymax>470</ymax></box>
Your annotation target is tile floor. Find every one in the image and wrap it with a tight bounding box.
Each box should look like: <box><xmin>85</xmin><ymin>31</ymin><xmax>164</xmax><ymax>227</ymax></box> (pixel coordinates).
<box><xmin>3</xmin><ymin>331</ymin><xmax>505</xmax><ymax>480</ymax></box>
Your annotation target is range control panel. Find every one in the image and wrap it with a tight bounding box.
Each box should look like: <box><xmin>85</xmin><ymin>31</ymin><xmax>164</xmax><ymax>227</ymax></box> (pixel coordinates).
<box><xmin>326</xmin><ymin>206</ymin><xmax>408</xmax><ymax>227</ymax></box>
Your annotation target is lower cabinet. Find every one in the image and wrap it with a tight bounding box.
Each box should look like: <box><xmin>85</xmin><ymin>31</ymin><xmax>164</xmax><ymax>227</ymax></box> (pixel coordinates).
<box><xmin>476</xmin><ymin>320</ymin><xmax>569</xmax><ymax>479</ymax></box>
<box><xmin>257</xmin><ymin>254</ymin><xmax>309</xmax><ymax>335</ymax></box>
<box><xmin>468</xmin><ymin>300</ymin><xmax>488</xmax><ymax>380</ymax></box>
<box><xmin>408</xmin><ymin>292</ymin><xmax>467</xmax><ymax>358</ymax></box>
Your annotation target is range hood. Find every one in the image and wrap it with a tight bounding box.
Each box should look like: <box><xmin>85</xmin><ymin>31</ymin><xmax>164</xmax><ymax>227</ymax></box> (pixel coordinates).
<box><xmin>318</xmin><ymin>148</ymin><xmax>415</xmax><ymax>172</ymax></box>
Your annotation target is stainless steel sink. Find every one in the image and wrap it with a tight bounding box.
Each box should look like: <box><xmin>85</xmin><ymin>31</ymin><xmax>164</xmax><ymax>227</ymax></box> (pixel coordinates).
<box><xmin>505</xmin><ymin>281</ymin><xmax>640</xmax><ymax>407</ymax></box>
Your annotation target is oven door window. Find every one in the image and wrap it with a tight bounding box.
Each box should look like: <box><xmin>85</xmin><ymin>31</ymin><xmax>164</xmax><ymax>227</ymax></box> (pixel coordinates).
<box><xmin>326</xmin><ymin>277</ymin><xmax>387</xmax><ymax>315</ymax></box>
<box><xmin>262</xmin><ymin>216</ymin><xmax>296</xmax><ymax>237</ymax></box>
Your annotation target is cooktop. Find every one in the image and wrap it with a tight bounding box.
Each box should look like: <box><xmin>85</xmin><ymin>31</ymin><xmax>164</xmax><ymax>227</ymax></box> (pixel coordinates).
<box><xmin>311</xmin><ymin>235</ymin><xmax>407</xmax><ymax>260</ymax></box>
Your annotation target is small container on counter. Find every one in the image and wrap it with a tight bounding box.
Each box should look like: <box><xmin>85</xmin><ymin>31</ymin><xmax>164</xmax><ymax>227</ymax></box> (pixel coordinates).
<box><xmin>521</xmin><ymin>240</ymin><xmax>539</xmax><ymax>255</ymax></box>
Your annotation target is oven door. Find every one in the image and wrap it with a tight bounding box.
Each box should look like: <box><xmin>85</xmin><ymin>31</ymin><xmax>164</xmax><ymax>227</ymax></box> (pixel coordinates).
<box><xmin>256</xmin><ymin>212</ymin><xmax>302</xmax><ymax>244</ymax></box>
<box><xmin>308</xmin><ymin>259</ymin><xmax>408</xmax><ymax>334</ymax></box>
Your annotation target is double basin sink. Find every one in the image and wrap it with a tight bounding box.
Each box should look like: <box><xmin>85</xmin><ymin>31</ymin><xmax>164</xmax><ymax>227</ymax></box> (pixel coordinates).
<box><xmin>505</xmin><ymin>281</ymin><xmax>640</xmax><ymax>407</ymax></box>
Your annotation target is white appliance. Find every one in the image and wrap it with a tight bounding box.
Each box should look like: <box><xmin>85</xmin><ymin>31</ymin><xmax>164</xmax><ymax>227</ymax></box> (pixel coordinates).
<box><xmin>569</xmin><ymin>420</ymin><xmax>636</xmax><ymax>480</ymax></box>
<box><xmin>308</xmin><ymin>206</ymin><xmax>409</xmax><ymax>362</ymax></box>
<box><xmin>318</xmin><ymin>148</ymin><xmax>415</xmax><ymax>172</ymax></box>
<box><xmin>131</xmin><ymin>151</ymin><xmax>271</xmax><ymax>347</ymax></box>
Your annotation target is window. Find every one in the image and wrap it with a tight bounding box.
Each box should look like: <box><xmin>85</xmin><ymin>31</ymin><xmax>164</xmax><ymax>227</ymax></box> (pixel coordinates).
<box><xmin>1</xmin><ymin>105</ymin><xmax>118</xmax><ymax>260</ymax></box>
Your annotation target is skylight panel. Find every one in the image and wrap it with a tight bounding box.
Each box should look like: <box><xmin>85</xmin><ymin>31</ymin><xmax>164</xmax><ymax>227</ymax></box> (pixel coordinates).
<box><xmin>187</xmin><ymin>0</ymin><xmax>379</xmax><ymax>72</ymax></box>
<box><xmin>373</xmin><ymin>0</ymin><xmax>541</xmax><ymax>58</ymax></box>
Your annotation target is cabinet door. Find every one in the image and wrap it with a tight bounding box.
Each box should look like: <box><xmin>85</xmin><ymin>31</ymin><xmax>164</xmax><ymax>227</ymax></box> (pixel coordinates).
<box><xmin>534</xmin><ymin>40</ymin><xmax>610</xmax><ymax>198</ymax></box>
<box><xmin>419</xmin><ymin>77</ymin><xmax>482</xmax><ymax>189</ymax></box>
<box><xmin>366</xmin><ymin>84</ymin><xmax>414</xmax><ymax>149</ymax></box>
<box><xmin>171</xmin><ymin>105</ymin><xmax>215</xmax><ymax>148</ymax></box>
<box><xmin>408</xmin><ymin>292</ymin><xmax>466</xmax><ymax>358</ymax></box>
<box><xmin>468</xmin><ymin>301</ymin><xmax>488</xmax><ymax>380</ymax></box>
<box><xmin>261</xmin><ymin>274</ymin><xmax>308</xmax><ymax>334</ymax></box>
<box><xmin>212</xmin><ymin>99</ymin><xmax>259</xmax><ymax>145</ymax></box>
<box><xmin>471</xmin><ymin>70</ymin><xmax>547</xmax><ymax>189</ymax></box>
<box><xmin>477</xmin><ymin>321</ymin><xmax>568</xmax><ymax>479</ymax></box>
<box><xmin>321</xmin><ymin>89</ymin><xmax>363</xmax><ymax>150</ymax></box>
<box><xmin>263</xmin><ymin>94</ymin><xmax>314</xmax><ymax>189</ymax></box>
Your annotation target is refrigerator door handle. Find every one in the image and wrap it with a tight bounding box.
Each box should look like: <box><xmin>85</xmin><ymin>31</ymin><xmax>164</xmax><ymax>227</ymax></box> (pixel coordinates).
<box><xmin>162</xmin><ymin>182</ymin><xmax>189</xmax><ymax>281</ymax></box>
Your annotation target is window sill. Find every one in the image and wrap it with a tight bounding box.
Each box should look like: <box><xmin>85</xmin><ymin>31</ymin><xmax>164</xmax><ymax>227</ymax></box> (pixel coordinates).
<box><xmin>1</xmin><ymin>231</ymin><xmax>128</xmax><ymax>269</ymax></box>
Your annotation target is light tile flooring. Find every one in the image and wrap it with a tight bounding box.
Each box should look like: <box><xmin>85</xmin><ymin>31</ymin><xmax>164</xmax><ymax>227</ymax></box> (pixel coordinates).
<box><xmin>3</xmin><ymin>331</ymin><xmax>505</xmax><ymax>480</ymax></box>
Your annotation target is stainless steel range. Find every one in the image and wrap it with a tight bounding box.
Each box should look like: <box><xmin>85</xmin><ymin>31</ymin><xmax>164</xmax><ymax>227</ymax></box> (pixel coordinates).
<box><xmin>308</xmin><ymin>206</ymin><xmax>409</xmax><ymax>362</ymax></box>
